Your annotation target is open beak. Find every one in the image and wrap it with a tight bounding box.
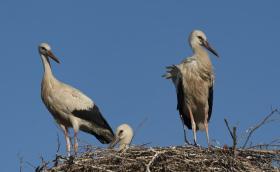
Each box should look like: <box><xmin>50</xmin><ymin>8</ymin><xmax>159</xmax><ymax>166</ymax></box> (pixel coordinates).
<box><xmin>202</xmin><ymin>40</ymin><xmax>219</xmax><ymax>57</ymax></box>
<box><xmin>47</xmin><ymin>50</ymin><xmax>60</xmax><ymax>63</ymax></box>
<box><xmin>108</xmin><ymin>136</ymin><xmax>120</xmax><ymax>148</ymax></box>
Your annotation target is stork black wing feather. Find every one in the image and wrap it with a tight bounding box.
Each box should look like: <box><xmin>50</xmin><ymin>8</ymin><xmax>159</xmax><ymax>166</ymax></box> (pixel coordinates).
<box><xmin>72</xmin><ymin>105</ymin><xmax>114</xmax><ymax>143</ymax></box>
<box><xmin>208</xmin><ymin>85</ymin><xmax>213</xmax><ymax>122</ymax></box>
<box><xmin>176</xmin><ymin>76</ymin><xmax>192</xmax><ymax>129</ymax></box>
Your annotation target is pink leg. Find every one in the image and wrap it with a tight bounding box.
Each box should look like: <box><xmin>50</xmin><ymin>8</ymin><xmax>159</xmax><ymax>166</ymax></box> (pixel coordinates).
<box><xmin>187</xmin><ymin>105</ymin><xmax>197</xmax><ymax>145</ymax></box>
<box><xmin>71</xmin><ymin>121</ymin><xmax>80</xmax><ymax>155</ymax></box>
<box><xmin>60</xmin><ymin>125</ymin><xmax>71</xmax><ymax>156</ymax></box>
<box><xmin>204</xmin><ymin>113</ymin><xmax>211</xmax><ymax>147</ymax></box>
<box><xmin>74</xmin><ymin>130</ymin><xmax>78</xmax><ymax>155</ymax></box>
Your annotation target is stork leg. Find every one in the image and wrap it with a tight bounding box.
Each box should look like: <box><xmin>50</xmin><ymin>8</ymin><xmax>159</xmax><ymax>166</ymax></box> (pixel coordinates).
<box><xmin>204</xmin><ymin>113</ymin><xmax>211</xmax><ymax>147</ymax></box>
<box><xmin>204</xmin><ymin>121</ymin><xmax>210</xmax><ymax>147</ymax></box>
<box><xmin>60</xmin><ymin>125</ymin><xmax>71</xmax><ymax>156</ymax></box>
<box><xmin>187</xmin><ymin>105</ymin><xmax>197</xmax><ymax>145</ymax></box>
<box><xmin>180</xmin><ymin>114</ymin><xmax>190</xmax><ymax>145</ymax></box>
<box><xmin>73</xmin><ymin>130</ymin><xmax>79</xmax><ymax>155</ymax></box>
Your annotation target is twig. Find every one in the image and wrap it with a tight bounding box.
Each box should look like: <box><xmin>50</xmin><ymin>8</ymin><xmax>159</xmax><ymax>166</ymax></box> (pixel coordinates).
<box><xmin>146</xmin><ymin>148</ymin><xmax>160</xmax><ymax>172</ymax></box>
<box><xmin>232</xmin><ymin>127</ymin><xmax>237</xmax><ymax>151</ymax></box>
<box><xmin>238</xmin><ymin>148</ymin><xmax>280</xmax><ymax>154</ymax></box>
<box><xmin>242</xmin><ymin>108</ymin><xmax>279</xmax><ymax>148</ymax></box>
<box><xmin>24</xmin><ymin>161</ymin><xmax>37</xmax><ymax>170</ymax></box>
<box><xmin>247</xmin><ymin>144</ymin><xmax>280</xmax><ymax>149</ymax></box>
<box><xmin>247</xmin><ymin>138</ymin><xmax>280</xmax><ymax>149</ymax></box>
<box><xmin>36</xmin><ymin>155</ymin><xmax>49</xmax><ymax>172</ymax></box>
<box><xmin>139</xmin><ymin>142</ymin><xmax>152</xmax><ymax>147</ymax></box>
<box><xmin>18</xmin><ymin>154</ymin><xmax>23</xmax><ymax>172</ymax></box>
<box><xmin>134</xmin><ymin>117</ymin><xmax>148</xmax><ymax>136</ymax></box>
<box><xmin>54</xmin><ymin>133</ymin><xmax>61</xmax><ymax>167</ymax></box>
<box><xmin>224</xmin><ymin>119</ymin><xmax>237</xmax><ymax>151</ymax></box>
<box><xmin>132</xmin><ymin>116</ymin><xmax>148</xmax><ymax>142</ymax></box>
<box><xmin>74</xmin><ymin>161</ymin><xmax>114</xmax><ymax>172</ymax></box>
<box><xmin>56</xmin><ymin>133</ymin><xmax>61</xmax><ymax>154</ymax></box>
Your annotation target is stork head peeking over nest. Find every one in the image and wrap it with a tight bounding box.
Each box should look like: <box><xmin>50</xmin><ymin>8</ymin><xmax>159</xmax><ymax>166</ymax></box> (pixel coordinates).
<box><xmin>109</xmin><ymin>124</ymin><xmax>133</xmax><ymax>152</ymax></box>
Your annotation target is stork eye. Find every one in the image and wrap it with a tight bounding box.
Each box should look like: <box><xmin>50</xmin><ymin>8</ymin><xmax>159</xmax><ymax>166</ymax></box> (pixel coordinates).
<box><xmin>118</xmin><ymin>130</ymin><xmax>123</xmax><ymax>136</ymax></box>
<box><xmin>41</xmin><ymin>47</ymin><xmax>47</xmax><ymax>51</ymax></box>
<box><xmin>197</xmin><ymin>36</ymin><xmax>203</xmax><ymax>40</ymax></box>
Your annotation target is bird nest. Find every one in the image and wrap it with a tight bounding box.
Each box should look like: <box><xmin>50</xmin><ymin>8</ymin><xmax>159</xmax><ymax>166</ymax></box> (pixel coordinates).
<box><xmin>37</xmin><ymin>145</ymin><xmax>280</xmax><ymax>172</ymax></box>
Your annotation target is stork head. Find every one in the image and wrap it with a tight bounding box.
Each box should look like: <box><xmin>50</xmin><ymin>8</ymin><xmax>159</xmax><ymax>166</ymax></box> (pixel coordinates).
<box><xmin>38</xmin><ymin>43</ymin><xmax>60</xmax><ymax>63</ymax></box>
<box><xmin>189</xmin><ymin>30</ymin><xmax>219</xmax><ymax>57</ymax></box>
<box><xmin>109</xmin><ymin>124</ymin><xmax>133</xmax><ymax>151</ymax></box>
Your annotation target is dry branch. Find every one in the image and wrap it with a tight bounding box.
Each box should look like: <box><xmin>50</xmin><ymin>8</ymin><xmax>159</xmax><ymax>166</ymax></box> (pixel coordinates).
<box><xmin>242</xmin><ymin>108</ymin><xmax>280</xmax><ymax>148</ymax></box>
<box><xmin>247</xmin><ymin>138</ymin><xmax>280</xmax><ymax>149</ymax></box>
<box><xmin>224</xmin><ymin>119</ymin><xmax>237</xmax><ymax>152</ymax></box>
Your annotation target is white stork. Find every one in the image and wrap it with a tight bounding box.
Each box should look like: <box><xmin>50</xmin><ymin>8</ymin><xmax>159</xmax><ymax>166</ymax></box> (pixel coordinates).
<box><xmin>109</xmin><ymin>124</ymin><xmax>133</xmax><ymax>152</ymax></box>
<box><xmin>39</xmin><ymin>43</ymin><xmax>114</xmax><ymax>155</ymax></box>
<box><xmin>164</xmin><ymin>30</ymin><xmax>219</xmax><ymax>146</ymax></box>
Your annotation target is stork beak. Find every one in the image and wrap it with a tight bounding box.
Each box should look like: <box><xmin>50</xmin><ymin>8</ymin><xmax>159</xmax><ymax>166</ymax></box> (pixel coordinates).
<box><xmin>47</xmin><ymin>50</ymin><xmax>60</xmax><ymax>63</ymax></box>
<box><xmin>108</xmin><ymin>136</ymin><xmax>120</xmax><ymax>148</ymax></box>
<box><xmin>202</xmin><ymin>40</ymin><xmax>219</xmax><ymax>57</ymax></box>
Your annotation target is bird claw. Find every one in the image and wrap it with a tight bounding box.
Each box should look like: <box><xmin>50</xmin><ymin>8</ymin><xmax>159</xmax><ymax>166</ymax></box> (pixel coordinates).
<box><xmin>207</xmin><ymin>144</ymin><xmax>213</xmax><ymax>150</ymax></box>
<box><xmin>193</xmin><ymin>142</ymin><xmax>201</xmax><ymax>148</ymax></box>
<box><xmin>63</xmin><ymin>155</ymin><xmax>75</xmax><ymax>163</ymax></box>
<box><xmin>184</xmin><ymin>140</ymin><xmax>191</xmax><ymax>146</ymax></box>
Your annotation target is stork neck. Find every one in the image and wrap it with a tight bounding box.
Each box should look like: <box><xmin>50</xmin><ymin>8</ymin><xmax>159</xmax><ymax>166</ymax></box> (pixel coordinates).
<box><xmin>192</xmin><ymin>45</ymin><xmax>212</xmax><ymax>69</ymax></box>
<box><xmin>192</xmin><ymin>45</ymin><xmax>208</xmax><ymax>58</ymax></box>
<box><xmin>41</xmin><ymin>54</ymin><xmax>53</xmax><ymax>78</ymax></box>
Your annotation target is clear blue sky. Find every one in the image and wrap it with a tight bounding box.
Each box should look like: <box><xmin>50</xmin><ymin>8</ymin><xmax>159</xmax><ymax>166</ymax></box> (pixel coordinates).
<box><xmin>0</xmin><ymin>1</ymin><xmax>279</xmax><ymax>171</ymax></box>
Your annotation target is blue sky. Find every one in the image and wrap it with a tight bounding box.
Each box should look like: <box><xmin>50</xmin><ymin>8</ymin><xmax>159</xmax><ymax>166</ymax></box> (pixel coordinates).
<box><xmin>0</xmin><ymin>1</ymin><xmax>279</xmax><ymax>171</ymax></box>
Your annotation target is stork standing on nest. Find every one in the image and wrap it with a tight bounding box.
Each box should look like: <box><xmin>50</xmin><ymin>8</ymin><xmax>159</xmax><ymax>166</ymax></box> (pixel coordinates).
<box><xmin>163</xmin><ymin>30</ymin><xmax>219</xmax><ymax>146</ymax></box>
<box><xmin>39</xmin><ymin>43</ymin><xmax>114</xmax><ymax>156</ymax></box>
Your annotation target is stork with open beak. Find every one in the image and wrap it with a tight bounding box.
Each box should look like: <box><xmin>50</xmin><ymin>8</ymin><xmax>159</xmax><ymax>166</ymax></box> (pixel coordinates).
<box><xmin>39</xmin><ymin>43</ymin><xmax>114</xmax><ymax>156</ymax></box>
<box><xmin>109</xmin><ymin>124</ymin><xmax>133</xmax><ymax>152</ymax></box>
<box><xmin>163</xmin><ymin>30</ymin><xmax>219</xmax><ymax>146</ymax></box>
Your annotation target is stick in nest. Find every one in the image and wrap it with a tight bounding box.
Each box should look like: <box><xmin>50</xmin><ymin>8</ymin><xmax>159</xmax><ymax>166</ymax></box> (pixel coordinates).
<box><xmin>242</xmin><ymin>108</ymin><xmax>280</xmax><ymax>149</ymax></box>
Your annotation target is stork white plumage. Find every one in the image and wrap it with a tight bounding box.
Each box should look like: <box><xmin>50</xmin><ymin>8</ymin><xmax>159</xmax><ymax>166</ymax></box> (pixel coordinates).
<box><xmin>164</xmin><ymin>30</ymin><xmax>219</xmax><ymax>146</ymax></box>
<box><xmin>39</xmin><ymin>43</ymin><xmax>114</xmax><ymax>156</ymax></box>
<box><xmin>109</xmin><ymin>124</ymin><xmax>133</xmax><ymax>152</ymax></box>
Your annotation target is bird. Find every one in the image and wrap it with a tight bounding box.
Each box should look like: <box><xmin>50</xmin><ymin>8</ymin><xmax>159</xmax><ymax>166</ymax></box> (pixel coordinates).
<box><xmin>39</xmin><ymin>43</ymin><xmax>114</xmax><ymax>156</ymax></box>
<box><xmin>163</xmin><ymin>30</ymin><xmax>219</xmax><ymax>146</ymax></box>
<box><xmin>109</xmin><ymin>124</ymin><xmax>133</xmax><ymax>152</ymax></box>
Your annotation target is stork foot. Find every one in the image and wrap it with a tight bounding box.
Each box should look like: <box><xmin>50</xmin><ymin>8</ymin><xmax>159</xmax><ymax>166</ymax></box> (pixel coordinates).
<box><xmin>185</xmin><ymin>142</ymin><xmax>200</xmax><ymax>148</ymax></box>
<box><xmin>207</xmin><ymin>142</ymin><xmax>212</xmax><ymax>149</ymax></box>
<box><xmin>193</xmin><ymin>141</ymin><xmax>201</xmax><ymax>148</ymax></box>
<box><xmin>66</xmin><ymin>155</ymin><xmax>75</xmax><ymax>163</ymax></box>
<box><xmin>67</xmin><ymin>151</ymin><xmax>71</xmax><ymax>157</ymax></box>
